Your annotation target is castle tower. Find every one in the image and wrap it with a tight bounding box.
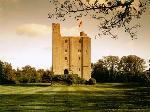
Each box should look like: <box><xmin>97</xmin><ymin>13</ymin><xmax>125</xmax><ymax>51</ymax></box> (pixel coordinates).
<box><xmin>52</xmin><ymin>23</ymin><xmax>91</xmax><ymax>80</ymax></box>
<box><xmin>80</xmin><ymin>32</ymin><xmax>91</xmax><ymax>80</ymax></box>
<box><xmin>52</xmin><ymin>23</ymin><xmax>62</xmax><ymax>74</ymax></box>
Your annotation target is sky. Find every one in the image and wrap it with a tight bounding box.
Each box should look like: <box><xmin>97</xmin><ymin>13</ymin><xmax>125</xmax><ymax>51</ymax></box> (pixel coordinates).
<box><xmin>0</xmin><ymin>0</ymin><xmax>150</xmax><ymax>69</ymax></box>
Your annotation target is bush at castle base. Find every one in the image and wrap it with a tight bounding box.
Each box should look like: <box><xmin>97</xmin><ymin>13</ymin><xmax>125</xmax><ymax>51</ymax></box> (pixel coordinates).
<box><xmin>52</xmin><ymin>74</ymin><xmax>86</xmax><ymax>85</ymax></box>
<box><xmin>88</xmin><ymin>78</ymin><xmax>96</xmax><ymax>85</ymax></box>
<box><xmin>76</xmin><ymin>77</ymin><xmax>86</xmax><ymax>84</ymax></box>
<box><xmin>66</xmin><ymin>74</ymin><xmax>78</xmax><ymax>85</ymax></box>
<box><xmin>52</xmin><ymin>75</ymin><xmax>66</xmax><ymax>82</ymax></box>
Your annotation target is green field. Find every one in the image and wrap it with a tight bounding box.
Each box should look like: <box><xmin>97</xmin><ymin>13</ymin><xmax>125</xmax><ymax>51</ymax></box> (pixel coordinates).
<box><xmin>0</xmin><ymin>83</ymin><xmax>150</xmax><ymax>112</ymax></box>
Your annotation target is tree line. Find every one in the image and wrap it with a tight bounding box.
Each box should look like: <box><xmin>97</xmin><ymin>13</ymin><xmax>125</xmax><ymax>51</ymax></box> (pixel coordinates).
<box><xmin>0</xmin><ymin>61</ymin><xmax>88</xmax><ymax>85</ymax></box>
<box><xmin>91</xmin><ymin>55</ymin><xmax>150</xmax><ymax>85</ymax></box>
<box><xmin>0</xmin><ymin>55</ymin><xmax>150</xmax><ymax>85</ymax></box>
<box><xmin>0</xmin><ymin>61</ymin><xmax>51</xmax><ymax>84</ymax></box>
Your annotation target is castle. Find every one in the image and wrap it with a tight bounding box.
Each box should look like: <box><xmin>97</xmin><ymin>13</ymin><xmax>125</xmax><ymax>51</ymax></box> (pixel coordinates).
<box><xmin>52</xmin><ymin>23</ymin><xmax>91</xmax><ymax>80</ymax></box>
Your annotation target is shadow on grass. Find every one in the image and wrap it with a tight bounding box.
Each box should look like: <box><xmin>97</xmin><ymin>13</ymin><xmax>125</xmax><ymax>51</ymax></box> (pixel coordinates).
<box><xmin>0</xmin><ymin>89</ymin><xmax>150</xmax><ymax>111</ymax></box>
<box><xmin>112</xmin><ymin>83</ymin><xmax>147</xmax><ymax>89</ymax></box>
<box><xmin>1</xmin><ymin>83</ymin><xmax>52</xmax><ymax>87</ymax></box>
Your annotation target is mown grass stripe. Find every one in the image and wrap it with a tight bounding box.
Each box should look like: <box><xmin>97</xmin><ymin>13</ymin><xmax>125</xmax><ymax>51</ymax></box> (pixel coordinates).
<box><xmin>76</xmin><ymin>86</ymin><xmax>93</xmax><ymax>91</ymax></box>
<box><xmin>0</xmin><ymin>86</ymin><xmax>22</xmax><ymax>94</ymax></box>
<box><xmin>41</xmin><ymin>87</ymin><xmax>63</xmax><ymax>95</ymax></box>
<box><xmin>0</xmin><ymin>83</ymin><xmax>149</xmax><ymax>111</ymax></box>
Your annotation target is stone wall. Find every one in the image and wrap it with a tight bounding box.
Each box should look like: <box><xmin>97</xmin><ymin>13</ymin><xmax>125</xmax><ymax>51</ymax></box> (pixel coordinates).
<box><xmin>52</xmin><ymin>23</ymin><xmax>91</xmax><ymax>80</ymax></box>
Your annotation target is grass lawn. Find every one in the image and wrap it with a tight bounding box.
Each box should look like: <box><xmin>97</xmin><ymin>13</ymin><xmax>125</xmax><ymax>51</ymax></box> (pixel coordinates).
<box><xmin>0</xmin><ymin>83</ymin><xmax>150</xmax><ymax>112</ymax></box>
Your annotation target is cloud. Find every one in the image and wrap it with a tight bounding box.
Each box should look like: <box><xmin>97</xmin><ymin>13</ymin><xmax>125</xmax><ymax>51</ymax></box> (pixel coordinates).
<box><xmin>1</xmin><ymin>0</ymin><xmax>19</xmax><ymax>2</ymax></box>
<box><xmin>16</xmin><ymin>23</ymin><xmax>84</xmax><ymax>37</ymax></box>
<box><xmin>9</xmin><ymin>0</ymin><xmax>18</xmax><ymax>2</ymax></box>
<box><xmin>16</xmin><ymin>24</ymin><xmax>50</xmax><ymax>37</ymax></box>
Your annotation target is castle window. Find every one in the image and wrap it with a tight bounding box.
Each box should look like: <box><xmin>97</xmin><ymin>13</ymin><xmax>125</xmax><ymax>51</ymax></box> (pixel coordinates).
<box><xmin>79</xmin><ymin>68</ymin><xmax>80</xmax><ymax>71</ymax></box>
<box><xmin>86</xmin><ymin>50</ymin><xmax>88</xmax><ymax>53</ymax></box>
<box><xmin>65</xmin><ymin>57</ymin><xmax>67</xmax><ymax>60</ymax></box>
<box><xmin>65</xmin><ymin>49</ymin><xmax>67</xmax><ymax>52</ymax></box>
<box><xmin>79</xmin><ymin>57</ymin><xmax>80</xmax><ymax>60</ymax></box>
<box><xmin>65</xmin><ymin>40</ymin><xmax>68</xmax><ymax>43</ymax></box>
<box><xmin>78</xmin><ymin>49</ymin><xmax>81</xmax><ymax>52</ymax></box>
<box><xmin>79</xmin><ymin>39</ymin><xmax>81</xmax><ymax>43</ymax></box>
<box><xmin>64</xmin><ymin>69</ymin><xmax>69</xmax><ymax>74</ymax></box>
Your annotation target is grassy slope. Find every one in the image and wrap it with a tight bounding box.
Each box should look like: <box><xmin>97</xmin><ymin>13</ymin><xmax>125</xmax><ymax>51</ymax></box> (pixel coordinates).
<box><xmin>0</xmin><ymin>83</ymin><xmax>150</xmax><ymax>112</ymax></box>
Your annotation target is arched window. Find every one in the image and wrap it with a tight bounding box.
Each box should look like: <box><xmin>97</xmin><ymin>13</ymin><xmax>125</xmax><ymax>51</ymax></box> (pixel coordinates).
<box><xmin>79</xmin><ymin>57</ymin><xmax>80</xmax><ymax>60</ymax></box>
<box><xmin>65</xmin><ymin>57</ymin><xmax>67</xmax><ymax>60</ymax></box>
<box><xmin>65</xmin><ymin>40</ymin><xmax>68</xmax><ymax>43</ymax></box>
<box><xmin>64</xmin><ymin>69</ymin><xmax>69</xmax><ymax>74</ymax></box>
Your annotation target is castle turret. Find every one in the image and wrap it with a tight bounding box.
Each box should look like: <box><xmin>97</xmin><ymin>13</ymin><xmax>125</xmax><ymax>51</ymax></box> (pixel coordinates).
<box><xmin>80</xmin><ymin>31</ymin><xmax>87</xmax><ymax>36</ymax></box>
<box><xmin>52</xmin><ymin>23</ymin><xmax>60</xmax><ymax>37</ymax></box>
<box><xmin>52</xmin><ymin>23</ymin><xmax>62</xmax><ymax>74</ymax></box>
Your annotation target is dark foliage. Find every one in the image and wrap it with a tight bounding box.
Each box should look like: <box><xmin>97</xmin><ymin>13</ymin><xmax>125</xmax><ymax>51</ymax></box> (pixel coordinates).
<box><xmin>48</xmin><ymin>0</ymin><xmax>150</xmax><ymax>39</ymax></box>
<box><xmin>76</xmin><ymin>77</ymin><xmax>86</xmax><ymax>84</ymax></box>
<box><xmin>0</xmin><ymin>61</ymin><xmax>6</xmax><ymax>84</ymax></box>
<box><xmin>52</xmin><ymin>75</ymin><xmax>66</xmax><ymax>82</ymax></box>
<box><xmin>92</xmin><ymin>55</ymin><xmax>149</xmax><ymax>84</ymax></box>
<box><xmin>0</xmin><ymin>55</ymin><xmax>149</xmax><ymax>85</ymax></box>
<box><xmin>42</xmin><ymin>70</ymin><xmax>53</xmax><ymax>83</ymax></box>
<box><xmin>88</xmin><ymin>78</ymin><xmax>96</xmax><ymax>85</ymax></box>
<box><xmin>0</xmin><ymin>61</ymin><xmax>16</xmax><ymax>84</ymax></box>
<box><xmin>0</xmin><ymin>60</ymin><xmax>87</xmax><ymax>85</ymax></box>
<box><xmin>66</xmin><ymin>74</ymin><xmax>78</xmax><ymax>85</ymax></box>
<box><xmin>91</xmin><ymin>59</ymin><xmax>110</xmax><ymax>82</ymax></box>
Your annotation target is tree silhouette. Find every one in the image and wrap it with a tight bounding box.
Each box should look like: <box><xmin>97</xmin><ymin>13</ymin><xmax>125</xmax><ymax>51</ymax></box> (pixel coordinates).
<box><xmin>48</xmin><ymin>0</ymin><xmax>150</xmax><ymax>39</ymax></box>
<box><xmin>120</xmin><ymin>55</ymin><xmax>145</xmax><ymax>75</ymax></box>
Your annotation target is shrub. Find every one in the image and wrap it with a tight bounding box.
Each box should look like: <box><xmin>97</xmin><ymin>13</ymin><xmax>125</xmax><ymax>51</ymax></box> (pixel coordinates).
<box><xmin>41</xmin><ymin>72</ymin><xmax>52</xmax><ymax>83</ymax></box>
<box><xmin>76</xmin><ymin>77</ymin><xmax>86</xmax><ymax>84</ymax></box>
<box><xmin>52</xmin><ymin>75</ymin><xmax>66</xmax><ymax>82</ymax></box>
<box><xmin>88</xmin><ymin>78</ymin><xmax>96</xmax><ymax>85</ymax></box>
<box><xmin>51</xmin><ymin>74</ymin><xmax>86</xmax><ymax>85</ymax></box>
<box><xmin>66</xmin><ymin>74</ymin><xmax>78</xmax><ymax>85</ymax></box>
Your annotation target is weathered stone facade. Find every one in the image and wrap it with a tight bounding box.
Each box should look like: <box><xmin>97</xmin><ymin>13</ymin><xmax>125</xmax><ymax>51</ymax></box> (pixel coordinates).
<box><xmin>52</xmin><ymin>23</ymin><xmax>91</xmax><ymax>80</ymax></box>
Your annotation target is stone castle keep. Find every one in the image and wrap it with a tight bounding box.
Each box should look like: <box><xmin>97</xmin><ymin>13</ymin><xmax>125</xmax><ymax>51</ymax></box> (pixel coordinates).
<box><xmin>52</xmin><ymin>23</ymin><xmax>91</xmax><ymax>80</ymax></box>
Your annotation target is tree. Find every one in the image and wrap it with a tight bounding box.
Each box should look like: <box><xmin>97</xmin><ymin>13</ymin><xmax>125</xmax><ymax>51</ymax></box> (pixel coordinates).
<box><xmin>0</xmin><ymin>61</ymin><xmax>16</xmax><ymax>84</ymax></box>
<box><xmin>0</xmin><ymin>61</ymin><xmax>5</xmax><ymax>84</ymax></box>
<box><xmin>48</xmin><ymin>0</ymin><xmax>150</xmax><ymax>39</ymax></box>
<box><xmin>119</xmin><ymin>55</ymin><xmax>146</xmax><ymax>82</ymax></box>
<box><xmin>36</xmin><ymin>69</ymin><xmax>45</xmax><ymax>82</ymax></box>
<box><xmin>120</xmin><ymin>55</ymin><xmax>145</xmax><ymax>75</ymax></box>
<box><xmin>91</xmin><ymin>59</ymin><xmax>109</xmax><ymax>82</ymax></box>
<box><xmin>41</xmin><ymin>70</ymin><xmax>53</xmax><ymax>83</ymax></box>
<box><xmin>92</xmin><ymin>56</ymin><xmax>120</xmax><ymax>82</ymax></box>
<box><xmin>103</xmin><ymin>56</ymin><xmax>120</xmax><ymax>79</ymax></box>
<box><xmin>19</xmin><ymin>65</ymin><xmax>37</xmax><ymax>83</ymax></box>
<box><xmin>3</xmin><ymin>62</ymin><xmax>16</xmax><ymax>83</ymax></box>
<box><xmin>149</xmin><ymin>60</ymin><xmax>150</xmax><ymax>71</ymax></box>
<box><xmin>92</xmin><ymin>55</ymin><xmax>147</xmax><ymax>82</ymax></box>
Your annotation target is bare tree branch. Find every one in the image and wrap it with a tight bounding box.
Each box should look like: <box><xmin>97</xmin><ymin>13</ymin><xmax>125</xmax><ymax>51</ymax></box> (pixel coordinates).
<box><xmin>48</xmin><ymin>0</ymin><xmax>150</xmax><ymax>39</ymax></box>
